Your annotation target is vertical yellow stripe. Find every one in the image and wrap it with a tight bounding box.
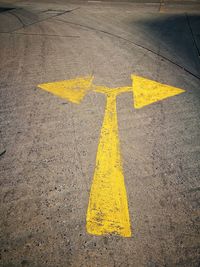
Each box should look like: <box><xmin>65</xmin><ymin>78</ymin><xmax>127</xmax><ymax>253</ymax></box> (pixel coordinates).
<box><xmin>86</xmin><ymin>92</ymin><xmax>131</xmax><ymax>237</ymax></box>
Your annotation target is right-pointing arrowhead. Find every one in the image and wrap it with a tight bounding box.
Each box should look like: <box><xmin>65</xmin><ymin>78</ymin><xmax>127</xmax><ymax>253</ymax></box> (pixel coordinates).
<box><xmin>38</xmin><ymin>76</ymin><xmax>93</xmax><ymax>104</ymax></box>
<box><xmin>132</xmin><ymin>75</ymin><xmax>185</xmax><ymax>109</ymax></box>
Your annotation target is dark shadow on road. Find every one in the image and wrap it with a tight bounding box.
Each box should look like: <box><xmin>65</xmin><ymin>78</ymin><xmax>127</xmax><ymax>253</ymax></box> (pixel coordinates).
<box><xmin>133</xmin><ymin>14</ymin><xmax>200</xmax><ymax>79</ymax></box>
<box><xmin>0</xmin><ymin>7</ymin><xmax>13</xmax><ymax>13</ymax></box>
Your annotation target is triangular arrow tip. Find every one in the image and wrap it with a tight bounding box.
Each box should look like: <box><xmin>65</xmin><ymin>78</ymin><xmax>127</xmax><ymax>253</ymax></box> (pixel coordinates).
<box><xmin>131</xmin><ymin>75</ymin><xmax>185</xmax><ymax>109</ymax></box>
<box><xmin>38</xmin><ymin>76</ymin><xmax>94</xmax><ymax>104</ymax></box>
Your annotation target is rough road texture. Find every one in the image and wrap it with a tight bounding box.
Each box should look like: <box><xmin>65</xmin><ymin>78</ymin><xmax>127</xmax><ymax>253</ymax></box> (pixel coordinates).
<box><xmin>0</xmin><ymin>1</ymin><xmax>200</xmax><ymax>267</ymax></box>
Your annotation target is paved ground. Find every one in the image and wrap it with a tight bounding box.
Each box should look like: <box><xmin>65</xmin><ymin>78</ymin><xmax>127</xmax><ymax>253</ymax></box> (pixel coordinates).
<box><xmin>0</xmin><ymin>1</ymin><xmax>200</xmax><ymax>266</ymax></box>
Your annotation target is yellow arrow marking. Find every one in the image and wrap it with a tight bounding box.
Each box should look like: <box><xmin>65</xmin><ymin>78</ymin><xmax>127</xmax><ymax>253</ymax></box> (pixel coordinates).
<box><xmin>37</xmin><ymin>75</ymin><xmax>185</xmax><ymax>238</ymax></box>
<box><xmin>132</xmin><ymin>75</ymin><xmax>185</xmax><ymax>109</ymax></box>
<box><xmin>87</xmin><ymin>86</ymin><xmax>132</xmax><ymax>237</ymax></box>
<box><xmin>38</xmin><ymin>76</ymin><xmax>93</xmax><ymax>104</ymax></box>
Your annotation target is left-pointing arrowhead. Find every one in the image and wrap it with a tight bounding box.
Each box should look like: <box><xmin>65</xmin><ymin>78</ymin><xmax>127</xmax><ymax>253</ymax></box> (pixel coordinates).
<box><xmin>132</xmin><ymin>75</ymin><xmax>185</xmax><ymax>109</ymax></box>
<box><xmin>38</xmin><ymin>76</ymin><xmax>93</xmax><ymax>104</ymax></box>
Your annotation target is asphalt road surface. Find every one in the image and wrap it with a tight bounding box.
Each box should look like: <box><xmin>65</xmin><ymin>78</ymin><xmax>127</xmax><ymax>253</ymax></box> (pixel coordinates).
<box><xmin>0</xmin><ymin>1</ymin><xmax>200</xmax><ymax>267</ymax></box>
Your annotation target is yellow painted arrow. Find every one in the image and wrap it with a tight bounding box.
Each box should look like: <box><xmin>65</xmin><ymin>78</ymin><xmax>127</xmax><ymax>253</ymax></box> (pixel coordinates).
<box><xmin>38</xmin><ymin>75</ymin><xmax>185</xmax><ymax>237</ymax></box>
<box><xmin>132</xmin><ymin>75</ymin><xmax>185</xmax><ymax>109</ymax></box>
<box><xmin>38</xmin><ymin>76</ymin><xmax>93</xmax><ymax>104</ymax></box>
<box><xmin>87</xmin><ymin>86</ymin><xmax>132</xmax><ymax>237</ymax></box>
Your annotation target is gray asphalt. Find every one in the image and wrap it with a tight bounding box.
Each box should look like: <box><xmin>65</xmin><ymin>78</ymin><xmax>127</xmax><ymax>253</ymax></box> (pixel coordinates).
<box><xmin>0</xmin><ymin>1</ymin><xmax>200</xmax><ymax>267</ymax></box>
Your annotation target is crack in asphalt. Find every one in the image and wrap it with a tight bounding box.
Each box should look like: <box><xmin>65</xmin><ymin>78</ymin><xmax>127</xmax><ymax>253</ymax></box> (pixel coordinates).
<box><xmin>9</xmin><ymin>7</ymin><xmax>80</xmax><ymax>33</ymax></box>
<box><xmin>0</xmin><ymin>32</ymin><xmax>80</xmax><ymax>38</ymax></box>
<box><xmin>9</xmin><ymin>10</ymin><xmax>26</xmax><ymax>27</ymax></box>
<box><xmin>56</xmin><ymin>18</ymin><xmax>200</xmax><ymax>81</ymax></box>
<box><xmin>185</xmin><ymin>13</ymin><xmax>200</xmax><ymax>58</ymax></box>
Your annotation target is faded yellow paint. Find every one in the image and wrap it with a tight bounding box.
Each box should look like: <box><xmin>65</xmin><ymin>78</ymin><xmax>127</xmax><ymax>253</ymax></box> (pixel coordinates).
<box><xmin>87</xmin><ymin>87</ymin><xmax>131</xmax><ymax>237</ymax></box>
<box><xmin>94</xmin><ymin>85</ymin><xmax>132</xmax><ymax>95</ymax></box>
<box><xmin>132</xmin><ymin>75</ymin><xmax>185</xmax><ymax>109</ymax></box>
<box><xmin>37</xmin><ymin>75</ymin><xmax>186</xmax><ymax>238</ymax></box>
<box><xmin>38</xmin><ymin>76</ymin><xmax>93</xmax><ymax>104</ymax></box>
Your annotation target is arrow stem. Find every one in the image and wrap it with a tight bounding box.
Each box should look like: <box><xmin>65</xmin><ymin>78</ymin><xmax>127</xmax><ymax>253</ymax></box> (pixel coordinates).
<box><xmin>86</xmin><ymin>92</ymin><xmax>131</xmax><ymax>237</ymax></box>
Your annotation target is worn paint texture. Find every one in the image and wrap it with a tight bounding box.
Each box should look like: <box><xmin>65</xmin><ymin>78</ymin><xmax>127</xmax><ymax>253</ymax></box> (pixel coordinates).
<box><xmin>38</xmin><ymin>75</ymin><xmax>185</xmax><ymax>237</ymax></box>
<box><xmin>132</xmin><ymin>75</ymin><xmax>185</xmax><ymax>109</ymax></box>
<box><xmin>87</xmin><ymin>86</ymin><xmax>132</xmax><ymax>237</ymax></box>
<box><xmin>38</xmin><ymin>76</ymin><xmax>93</xmax><ymax>104</ymax></box>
